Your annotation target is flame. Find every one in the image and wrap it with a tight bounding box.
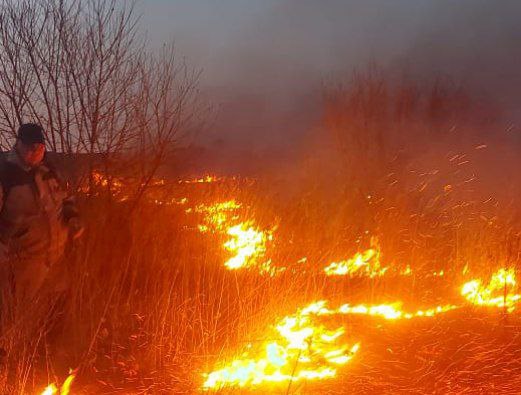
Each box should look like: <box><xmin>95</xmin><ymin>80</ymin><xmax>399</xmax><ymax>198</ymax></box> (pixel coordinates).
<box><xmin>295</xmin><ymin>300</ymin><xmax>457</xmax><ymax>321</ymax></box>
<box><xmin>193</xmin><ymin>200</ymin><xmax>242</xmax><ymax>232</ymax></box>
<box><xmin>203</xmin><ymin>302</ymin><xmax>360</xmax><ymax>389</ymax></box>
<box><xmin>91</xmin><ymin>171</ymin><xmax>124</xmax><ymax>189</ymax></box>
<box><xmin>192</xmin><ymin>201</ymin><xmax>276</xmax><ymax>274</ymax></box>
<box><xmin>400</xmin><ymin>265</ymin><xmax>412</xmax><ymax>275</ymax></box>
<box><xmin>203</xmin><ymin>298</ymin><xmax>459</xmax><ymax>389</ymax></box>
<box><xmin>336</xmin><ymin>302</ymin><xmax>458</xmax><ymax>320</ymax></box>
<box><xmin>324</xmin><ymin>248</ymin><xmax>387</xmax><ymax>277</ymax></box>
<box><xmin>40</xmin><ymin>384</ymin><xmax>58</xmax><ymax>395</ymax></box>
<box><xmin>224</xmin><ymin>222</ymin><xmax>273</xmax><ymax>274</ymax></box>
<box><xmin>180</xmin><ymin>175</ymin><xmax>219</xmax><ymax>184</ymax></box>
<box><xmin>39</xmin><ymin>372</ymin><xmax>75</xmax><ymax>395</ymax></box>
<box><xmin>60</xmin><ymin>373</ymin><xmax>75</xmax><ymax>395</ymax></box>
<box><xmin>461</xmin><ymin>268</ymin><xmax>521</xmax><ymax>312</ymax></box>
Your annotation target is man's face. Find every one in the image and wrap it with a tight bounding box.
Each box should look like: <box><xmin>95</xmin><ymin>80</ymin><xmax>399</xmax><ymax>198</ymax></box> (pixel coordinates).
<box><xmin>16</xmin><ymin>140</ymin><xmax>45</xmax><ymax>167</ymax></box>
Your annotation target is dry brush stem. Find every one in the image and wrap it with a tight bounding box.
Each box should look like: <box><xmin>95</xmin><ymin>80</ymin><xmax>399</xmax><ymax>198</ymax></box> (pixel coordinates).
<box><xmin>0</xmin><ymin>0</ymin><xmax>203</xmax><ymax>195</ymax></box>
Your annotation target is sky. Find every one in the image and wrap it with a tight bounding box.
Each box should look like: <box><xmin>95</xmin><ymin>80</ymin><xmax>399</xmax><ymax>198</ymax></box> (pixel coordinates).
<box><xmin>135</xmin><ymin>0</ymin><xmax>521</xmax><ymax>151</ymax></box>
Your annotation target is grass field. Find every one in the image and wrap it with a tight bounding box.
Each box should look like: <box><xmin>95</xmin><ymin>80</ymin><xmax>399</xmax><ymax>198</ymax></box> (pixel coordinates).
<box><xmin>0</xmin><ymin>73</ymin><xmax>519</xmax><ymax>394</ymax></box>
<box><xmin>0</xmin><ymin>162</ymin><xmax>518</xmax><ymax>394</ymax></box>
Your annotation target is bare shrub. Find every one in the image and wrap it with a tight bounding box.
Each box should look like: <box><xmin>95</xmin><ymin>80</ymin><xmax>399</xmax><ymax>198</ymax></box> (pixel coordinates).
<box><xmin>0</xmin><ymin>0</ymin><xmax>203</xmax><ymax>193</ymax></box>
<box><xmin>322</xmin><ymin>67</ymin><xmax>485</xmax><ymax>192</ymax></box>
<box><xmin>0</xmin><ymin>1</ymin><xmax>205</xmax><ymax>392</ymax></box>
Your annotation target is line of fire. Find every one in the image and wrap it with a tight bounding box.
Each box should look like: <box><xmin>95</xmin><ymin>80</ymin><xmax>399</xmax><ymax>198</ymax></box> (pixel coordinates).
<box><xmin>0</xmin><ymin>1</ymin><xmax>520</xmax><ymax>394</ymax></box>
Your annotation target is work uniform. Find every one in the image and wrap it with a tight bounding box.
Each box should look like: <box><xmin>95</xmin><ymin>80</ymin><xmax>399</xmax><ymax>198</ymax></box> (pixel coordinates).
<box><xmin>0</xmin><ymin>151</ymin><xmax>78</xmax><ymax>304</ymax></box>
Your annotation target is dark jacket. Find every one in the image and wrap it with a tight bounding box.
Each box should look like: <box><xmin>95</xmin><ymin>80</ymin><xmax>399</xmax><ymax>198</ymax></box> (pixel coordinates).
<box><xmin>0</xmin><ymin>151</ymin><xmax>79</xmax><ymax>265</ymax></box>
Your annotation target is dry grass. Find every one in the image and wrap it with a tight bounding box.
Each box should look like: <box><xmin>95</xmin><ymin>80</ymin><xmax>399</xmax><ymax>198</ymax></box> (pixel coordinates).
<box><xmin>0</xmin><ymin>73</ymin><xmax>519</xmax><ymax>394</ymax></box>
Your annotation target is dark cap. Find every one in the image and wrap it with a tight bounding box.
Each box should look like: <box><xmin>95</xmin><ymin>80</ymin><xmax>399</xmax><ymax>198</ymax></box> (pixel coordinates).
<box><xmin>17</xmin><ymin>123</ymin><xmax>45</xmax><ymax>145</ymax></box>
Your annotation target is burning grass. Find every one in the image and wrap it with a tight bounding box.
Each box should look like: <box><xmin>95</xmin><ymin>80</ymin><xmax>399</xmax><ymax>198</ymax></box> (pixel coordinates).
<box><xmin>0</xmin><ymin>1</ymin><xmax>514</xmax><ymax>389</ymax></box>
<box><xmin>1</xmin><ymin>161</ymin><xmax>520</xmax><ymax>394</ymax></box>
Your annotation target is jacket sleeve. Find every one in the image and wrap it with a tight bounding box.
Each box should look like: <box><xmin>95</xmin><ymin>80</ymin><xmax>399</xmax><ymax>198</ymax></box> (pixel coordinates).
<box><xmin>58</xmin><ymin>175</ymin><xmax>80</xmax><ymax>223</ymax></box>
<box><xmin>45</xmin><ymin>158</ymin><xmax>80</xmax><ymax>223</ymax></box>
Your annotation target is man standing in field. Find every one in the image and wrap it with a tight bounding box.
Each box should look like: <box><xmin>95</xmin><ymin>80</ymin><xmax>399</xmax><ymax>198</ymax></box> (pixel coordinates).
<box><xmin>0</xmin><ymin>123</ymin><xmax>83</xmax><ymax>307</ymax></box>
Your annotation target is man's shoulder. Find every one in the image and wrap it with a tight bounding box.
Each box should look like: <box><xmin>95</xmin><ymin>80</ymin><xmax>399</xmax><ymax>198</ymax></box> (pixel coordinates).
<box><xmin>0</xmin><ymin>151</ymin><xmax>19</xmax><ymax>165</ymax></box>
<box><xmin>0</xmin><ymin>151</ymin><xmax>25</xmax><ymax>173</ymax></box>
<box><xmin>0</xmin><ymin>152</ymin><xmax>32</xmax><ymax>191</ymax></box>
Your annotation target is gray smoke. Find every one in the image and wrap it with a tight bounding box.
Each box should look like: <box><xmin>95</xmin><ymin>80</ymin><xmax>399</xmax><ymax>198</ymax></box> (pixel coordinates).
<box><xmin>139</xmin><ymin>0</ymin><xmax>521</xmax><ymax>152</ymax></box>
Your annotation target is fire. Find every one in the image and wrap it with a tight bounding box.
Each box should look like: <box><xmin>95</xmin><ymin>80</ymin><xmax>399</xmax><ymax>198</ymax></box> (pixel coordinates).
<box><xmin>223</xmin><ymin>222</ymin><xmax>273</xmax><ymax>273</ymax></box>
<box><xmin>400</xmin><ymin>265</ymin><xmax>413</xmax><ymax>275</ymax></box>
<box><xmin>192</xmin><ymin>200</ymin><xmax>242</xmax><ymax>232</ymax></box>
<box><xmin>203</xmin><ymin>302</ymin><xmax>360</xmax><ymax>389</ymax></box>
<box><xmin>39</xmin><ymin>372</ymin><xmax>75</xmax><ymax>395</ymax></box>
<box><xmin>294</xmin><ymin>300</ymin><xmax>457</xmax><ymax>321</ymax></box>
<box><xmin>40</xmin><ymin>385</ymin><xmax>58</xmax><ymax>395</ymax></box>
<box><xmin>461</xmin><ymin>268</ymin><xmax>521</xmax><ymax>312</ymax></box>
<box><xmin>202</xmin><ymin>298</ymin><xmax>460</xmax><ymax>389</ymax></box>
<box><xmin>336</xmin><ymin>302</ymin><xmax>458</xmax><ymax>320</ymax></box>
<box><xmin>192</xmin><ymin>201</ymin><xmax>276</xmax><ymax>274</ymax></box>
<box><xmin>324</xmin><ymin>248</ymin><xmax>387</xmax><ymax>277</ymax></box>
<box><xmin>180</xmin><ymin>175</ymin><xmax>220</xmax><ymax>184</ymax></box>
<box><xmin>90</xmin><ymin>170</ymin><xmax>124</xmax><ymax>190</ymax></box>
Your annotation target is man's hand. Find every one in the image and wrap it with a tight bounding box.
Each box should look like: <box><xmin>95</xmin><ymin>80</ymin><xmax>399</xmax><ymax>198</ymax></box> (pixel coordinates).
<box><xmin>68</xmin><ymin>217</ymin><xmax>85</xmax><ymax>240</ymax></box>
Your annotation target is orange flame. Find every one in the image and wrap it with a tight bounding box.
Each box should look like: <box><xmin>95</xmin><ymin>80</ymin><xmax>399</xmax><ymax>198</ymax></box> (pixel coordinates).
<box><xmin>40</xmin><ymin>384</ymin><xmax>58</xmax><ymax>395</ymax></box>
<box><xmin>193</xmin><ymin>200</ymin><xmax>242</xmax><ymax>232</ymax></box>
<box><xmin>223</xmin><ymin>222</ymin><xmax>273</xmax><ymax>273</ymax></box>
<box><xmin>39</xmin><ymin>372</ymin><xmax>75</xmax><ymax>395</ymax></box>
<box><xmin>193</xmin><ymin>201</ymin><xmax>276</xmax><ymax>274</ymax></box>
<box><xmin>180</xmin><ymin>175</ymin><xmax>220</xmax><ymax>184</ymax></box>
<box><xmin>224</xmin><ymin>223</ymin><xmax>271</xmax><ymax>270</ymax></box>
<box><xmin>203</xmin><ymin>298</ymin><xmax>458</xmax><ymax>389</ymax></box>
<box><xmin>203</xmin><ymin>301</ymin><xmax>360</xmax><ymax>389</ymax></box>
<box><xmin>335</xmin><ymin>302</ymin><xmax>457</xmax><ymax>320</ymax></box>
<box><xmin>461</xmin><ymin>268</ymin><xmax>521</xmax><ymax>312</ymax></box>
<box><xmin>294</xmin><ymin>300</ymin><xmax>457</xmax><ymax>321</ymax></box>
<box><xmin>324</xmin><ymin>248</ymin><xmax>387</xmax><ymax>277</ymax></box>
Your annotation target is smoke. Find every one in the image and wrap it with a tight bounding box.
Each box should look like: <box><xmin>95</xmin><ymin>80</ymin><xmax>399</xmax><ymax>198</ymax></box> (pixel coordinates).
<box><xmin>139</xmin><ymin>0</ymin><xmax>521</xmax><ymax>170</ymax></box>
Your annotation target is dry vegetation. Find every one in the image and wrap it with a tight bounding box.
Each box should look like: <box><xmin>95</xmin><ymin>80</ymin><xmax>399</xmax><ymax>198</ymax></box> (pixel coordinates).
<box><xmin>0</xmin><ymin>1</ymin><xmax>520</xmax><ymax>395</ymax></box>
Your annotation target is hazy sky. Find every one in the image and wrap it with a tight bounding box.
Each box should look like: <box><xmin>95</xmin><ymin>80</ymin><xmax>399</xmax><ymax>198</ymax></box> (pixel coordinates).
<box><xmin>136</xmin><ymin>0</ymin><xmax>521</xmax><ymax>149</ymax></box>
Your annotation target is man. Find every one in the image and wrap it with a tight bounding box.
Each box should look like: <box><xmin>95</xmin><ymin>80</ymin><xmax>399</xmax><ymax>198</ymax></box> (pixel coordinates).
<box><xmin>0</xmin><ymin>123</ymin><xmax>83</xmax><ymax>305</ymax></box>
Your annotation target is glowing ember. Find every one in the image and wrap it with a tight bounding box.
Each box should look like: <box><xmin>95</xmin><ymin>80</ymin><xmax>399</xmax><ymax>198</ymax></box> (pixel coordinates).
<box><xmin>324</xmin><ymin>248</ymin><xmax>387</xmax><ymax>277</ymax></box>
<box><xmin>203</xmin><ymin>302</ymin><xmax>360</xmax><ymax>389</ymax></box>
<box><xmin>461</xmin><ymin>268</ymin><xmax>521</xmax><ymax>312</ymax></box>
